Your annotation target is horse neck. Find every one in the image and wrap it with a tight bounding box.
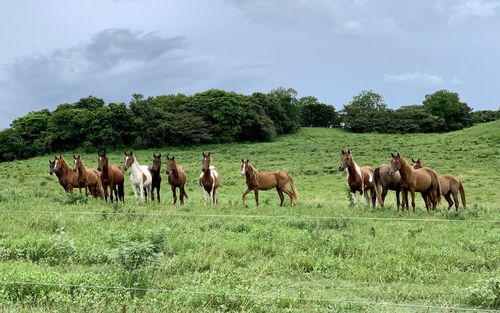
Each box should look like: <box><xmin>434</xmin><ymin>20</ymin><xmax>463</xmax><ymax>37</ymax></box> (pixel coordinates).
<box><xmin>346</xmin><ymin>159</ymin><xmax>360</xmax><ymax>180</ymax></box>
<box><xmin>77</xmin><ymin>162</ymin><xmax>87</xmax><ymax>176</ymax></box>
<box><xmin>58</xmin><ymin>160</ymin><xmax>73</xmax><ymax>179</ymax></box>
<box><xmin>203</xmin><ymin>164</ymin><xmax>213</xmax><ymax>178</ymax></box>
<box><xmin>130</xmin><ymin>158</ymin><xmax>143</xmax><ymax>177</ymax></box>
<box><xmin>398</xmin><ymin>158</ymin><xmax>413</xmax><ymax>181</ymax></box>
<box><xmin>246</xmin><ymin>165</ymin><xmax>259</xmax><ymax>184</ymax></box>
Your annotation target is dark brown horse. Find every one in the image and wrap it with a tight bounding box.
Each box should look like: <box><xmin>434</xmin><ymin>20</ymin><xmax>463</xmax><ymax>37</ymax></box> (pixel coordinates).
<box><xmin>241</xmin><ymin>159</ymin><xmax>298</xmax><ymax>206</ymax></box>
<box><xmin>149</xmin><ymin>154</ymin><xmax>162</xmax><ymax>203</ymax></box>
<box><xmin>373</xmin><ymin>164</ymin><xmax>408</xmax><ymax>210</ymax></box>
<box><xmin>97</xmin><ymin>153</ymin><xmax>125</xmax><ymax>203</ymax></box>
<box><xmin>73</xmin><ymin>155</ymin><xmax>104</xmax><ymax>199</ymax></box>
<box><xmin>339</xmin><ymin>150</ymin><xmax>376</xmax><ymax>207</ymax></box>
<box><xmin>199</xmin><ymin>152</ymin><xmax>220</xmax><ymax>205</ymax></box>
<box><xmin>50</xmin><ymin>156</ymin><xmax>83</xmax><ymax>193</ymax></box>
<box><xmin>166</xmin><ymin>155</ymin><xmax>188</xmax><ymax>205</ymax></box>
<box><xmin>390</xmin><ymin>153</ymin><xmax>440</xmax><ymax>212</ymax></box>
<box><xmin>412</xmin><ymin>159</ymin><xmax>466</xmax><ymax>211</ymax></box>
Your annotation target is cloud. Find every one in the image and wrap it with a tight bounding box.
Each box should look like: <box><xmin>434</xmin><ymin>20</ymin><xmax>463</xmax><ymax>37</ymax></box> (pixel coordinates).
<box><xmin>448</xmin><ymin>0</ymin><xmax>499</xmax><ymax>25</ymax></box>
<box><xmin>384</xmin><ymin>72</ymin><xmax>446</xmax><ymax>85</ymax></box>
<box><xmin>0</xmin><ymin>28</ymin><xmax>266</xmax><ymax>128</ymax></box>
<box><xmin>224</xmin><ymin>0</ymin><xmax>403</xmax><ymax>37</ymax></box>
<box><xmin>451</xmin><ymin>76</ymin><xmax>464</xmax><ymax>84</ymax></box>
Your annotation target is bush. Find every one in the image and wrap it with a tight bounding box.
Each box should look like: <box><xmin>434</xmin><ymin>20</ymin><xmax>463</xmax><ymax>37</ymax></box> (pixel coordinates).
<box><xmin>467</xmin><ymin>277</ymin><xmax>500</xmax><ymax>309</ymax></box>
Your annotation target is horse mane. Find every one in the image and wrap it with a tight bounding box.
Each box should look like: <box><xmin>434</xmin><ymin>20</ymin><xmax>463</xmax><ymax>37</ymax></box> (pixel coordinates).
<box><xmin>398</xmin><ymin>156</ymin><xmax>413</xmax><ymax>178</ymax></box>
<box><xmin>246</xmin><ymin>164</ymin><xmax>259</xmax><ymax>186</ymax></box>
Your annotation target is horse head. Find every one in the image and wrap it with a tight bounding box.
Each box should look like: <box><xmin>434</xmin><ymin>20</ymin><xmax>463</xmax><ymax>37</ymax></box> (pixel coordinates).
<box><xmin>123</xmin><ymin>151</ymin><xmax>134</xmax><ymax>171</ymax></box>
<box><xmin>72</xmin><ymin>155</ymin><xmax>81</xmax><ymax>172</ymax></box>
<box><xmin>411</xmin><ymin>158</ymin><xmax>422</xmax><ymax>169</ymax></box>
<box><xmin>49</xmin><ymin>159</ymin><xmax>56</xmax><ymax>175</ymax></box>
<box><xmin>339</xmin><ymin>149</ymin><xmax>352</xmax><ymax>171</ymax></box>
<box><xmin>53</xmin><ymin>156</ymin><xmax>64</xmax><ymax>173</ymax></box>
<box><xmin>390</xmin><ymin>153</ymin><xmax>402</xmax><ymax>176</ymax></box>
<box><xmin>151</xmin><ymin>153</ymin><xmax>162</xmax><ymax>173</ymax></box>
<box><xmin>241</xmin><ymin>159</ymin><xmax>250</xmax><ymax>176</ymax></box>
<box><xmin>166</xmin><ymin>155</ymin><xmax>177</xmax><ymax>175</ymax></box>
<box><xmin>202</xmin><ymin>152</ymin><xmax>211</xmax><ymax>172</ymax></box>
<box><xmin>97</xmin><ymin>153</ymin><xmax>108</xmax><ymax>172</ymax></box>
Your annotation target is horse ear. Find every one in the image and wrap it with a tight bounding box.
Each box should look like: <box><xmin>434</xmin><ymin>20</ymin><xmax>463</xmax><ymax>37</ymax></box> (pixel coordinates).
<box><xmin>348</xmin><ymin>149</ymin><xmax>351</xmax><ymax>155</ymax></box>
<box><xmin>208</xmin><ymin>152</ymin><xmax>211</xmax><ymax>156</ymax></box>
<box><xmin>397</xmin><ymin>153</ymin><xmax>400</xmax><ymax>157</ymax></box>
<box><xmin>418</xmin><ymin>158</ymin><xmax>420</xmax><ymax>162</ymax></box>
<box><xmin>159</xmin><ymin>154</ymin><xmax>161</xmax><ymax>158</ymax></box>
<box><xmin>246</xmin><ymin>159</ymin><xmax>249</xmax><ymax>163</ymax></box>
<box><xmin>341</xmin><ymin>150</ymin><xmax>345</xmax><ymax>154</ymax></box>
<box><xmin>124</xmin><ymin>151</ymin><xmax>127</xmax><ymax>155</ymax></box>
<box><xmin>202</xmin><ymin>152</ymin><xmax>206</xmax><ymax>157</ymax></box>
<box><xmin>391</xmin><ymin>153</ymin><xmax>395</xmax><ymax>158</ymax></box>
<box><xmin>241</xmin><ymin>159</ymin><xmax>244</xmax><ymax>163</ymax></box>
<box><xmin>412</xmin><ymin>158</ymin><xmax>415</xmax><ymax>162</ymax></box>
<box><xmin>172</xmin><ymin>156</ymin><xmax>175</xmax><ymax>160</ymax></box>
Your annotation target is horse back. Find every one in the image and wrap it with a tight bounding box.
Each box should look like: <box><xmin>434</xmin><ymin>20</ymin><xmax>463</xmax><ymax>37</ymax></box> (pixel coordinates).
<box><xmin>110</xmin><ymin>165</ymin><xmax>125</xmax><ymax>183</ymax></box>
<box><xmin>414</xmin><ymin>167</ymin><xmax>437</xmax><ymax>191</ymax></box>
<box><xmin>361</xmin><ymin>167</ymin><xmax>374</xmax><ymax>187</ymax></box>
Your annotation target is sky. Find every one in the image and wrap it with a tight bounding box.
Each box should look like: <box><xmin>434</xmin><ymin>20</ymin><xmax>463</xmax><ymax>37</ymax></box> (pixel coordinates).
<box><xmin>1</xmin><ymin>0</ymin><xmax>499</xmax><ymax>129</ymax></box>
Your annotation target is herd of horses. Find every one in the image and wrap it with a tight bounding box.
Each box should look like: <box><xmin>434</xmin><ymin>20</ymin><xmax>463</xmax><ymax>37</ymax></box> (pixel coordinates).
<box><xmin>48</xmin><ymin>150</ymin><xmax>465</xmax><ymax>212</ymax></box>
<box><xmin>340</xmin><ymin>150</ymin><xmax>466</xmax><ymax>212</ymax></box>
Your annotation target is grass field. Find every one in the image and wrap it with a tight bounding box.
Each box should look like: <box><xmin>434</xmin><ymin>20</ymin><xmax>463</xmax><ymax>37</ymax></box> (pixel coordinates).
<box><xmin>0</xmin><ymin>121</ymin><xmax>499</xmax><ymax>312</ymax></box>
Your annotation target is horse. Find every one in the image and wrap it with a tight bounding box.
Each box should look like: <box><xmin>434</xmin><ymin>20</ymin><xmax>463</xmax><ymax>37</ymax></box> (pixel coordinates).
<box><xmin>199</xmin><ymin>152</ymin><xmax>220</xmax><ymax>205</ymax></box>
<box><xmin>338</xmin><ymin>150</ymin><xmax>377</xmax><ymax>207</ymax></box>
<box><xmin>124</xmin><ymin>151</ymin><xmax>152</xmax><ymax>203</ymax></box>
<box><xmin>149</xmin><ymin>154</ymin><xmax>162</xmax><ymax>203</ymax></box>
<box><xmin>72</xmin><ymin>155</ymin><xmax>104</xmax><ymax>199</ymax></box>
<box><xmin>241</xmin><ymin>159</ymin><xmax>298</xmax><ymax>206</ymax></box>
<box><xmin>373</xmin><ymin>164</ymin><xmax>408</xmax><ymax>210</ymax></box>
<box><xmin>97</xmin><ymin>153</ymin><xmax>125</xmax><ymax>203</ymax></box>
<box><xmin>412</xmin><ymin>159</ymin><xmax>466</xmax><ymax>211</ymax></box>
<box><xmin>166</xmin><ymin>155</ymin><xmax>188</xmax><ymax>205</ymax></box>
<box><xmin>50</xmin><ymin>156</ymin><xmax>83</xmax><ymax>193</ymax></box>
<box><xmin>390</xmin><ymin>153</ymin><xmax>440</xmax><ymax>212</ymax></box>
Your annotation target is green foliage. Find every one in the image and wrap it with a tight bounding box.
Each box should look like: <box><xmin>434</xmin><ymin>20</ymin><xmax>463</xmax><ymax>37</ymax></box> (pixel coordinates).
<box><xmin>471</xmin><ymin>109</ymin><xmax>500</xmax><ymax>124</ymax></box>
<box><xmin>299</xmin><ymin>96</ymin><xmax>340</xmax><ymax>128</ymax></box>
<box><xmin>342</xmin><ymin>90</ymin><xmax>390</xmax><ymax>133</ymax></box>
<box><xmin>467</xmin><ymin>277</ymin><xmax>500</xmax><ymax>309</ymax></box>
<box><xmin>422</xmin><ymin>89</ymin><xmax>473</xmax><ymax>131</ymax></box>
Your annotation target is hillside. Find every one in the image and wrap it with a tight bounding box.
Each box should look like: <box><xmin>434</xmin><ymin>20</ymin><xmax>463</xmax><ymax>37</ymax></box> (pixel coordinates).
<box><xmin>0</xmin><ymin>121</ymin><xmax>498</xmax><ymax>311</ymax></box>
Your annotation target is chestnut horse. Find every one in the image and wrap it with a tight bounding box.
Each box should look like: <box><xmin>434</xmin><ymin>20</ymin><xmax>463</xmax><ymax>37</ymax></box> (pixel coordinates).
<box><xmin>149</xmin><ymin>154</ymin><xmax>162</xmax><ymax>203</ymax></box>
<box><xmin>199</xmin><ymin>152</ymin><xmax>220</xmax><ymax>205</ymax></box>
<box><xmin>241</xmin><ymin>159</ymin><xmax>297</xmax><ymax>206</ymax></box>
<box><xmin>338</xmin><ymin>150</ymin><xmax>376</xmax><ymax>207</ymax></box>
<box><xmin>373</xmin><ymin>164</ymin><xmax>407</xmax><ymax>210</ymax></box>
<box><xmin>97</xmin><ymin>153</ymin><xmax>125</xmax><ymax>203</ymax></box>
<box><xmin>72</xmin><ymin>155</ymin><xmax>104</xmax><ymax>199</ymax></box>
<box><xmin>166</xmin><ymin>155</ymin><xmax>188</xmax><ymax>205</ymax></box>
<box><xmin>390</xmin><ymin>153</ymin><xmax>440</xmax><ymax>212</ymax></box>
<box><xmin>50</xmin><ymin>156</ymin><xmax>83</xmax><ymax>193</ymax></box>
<box><xmin>412</xmin><ymin>159</ymin><xmax>466</xmax><ymax>211</ymax></box>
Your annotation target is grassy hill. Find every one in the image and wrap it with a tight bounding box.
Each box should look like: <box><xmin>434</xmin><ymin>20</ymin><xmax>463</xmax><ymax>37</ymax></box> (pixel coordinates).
<box><xmin>0</xmin><ymin>121</ymin><xmax>498</xmax><ymax>312</ymax></box>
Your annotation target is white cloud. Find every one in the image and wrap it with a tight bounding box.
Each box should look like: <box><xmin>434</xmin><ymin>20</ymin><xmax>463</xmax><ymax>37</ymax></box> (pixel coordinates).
<box><xmin>449</xmin><ymin>0</ymin><xmax>499</xmax><ymax>25</ymax></box>
<box><xmin>384</xmin><ymin>72</ymin><xmax>446</xmax><ymax>85</ymax></box>
<box><xmin>451</xmin><ymin>76</ymin><xmax>464</xmax><ymax>84</ymax></box>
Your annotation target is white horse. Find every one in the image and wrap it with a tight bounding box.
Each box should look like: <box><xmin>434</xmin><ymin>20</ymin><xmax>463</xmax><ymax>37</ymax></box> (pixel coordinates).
<box><xmin>124</xmin><ymin>151</ymin><xmax>152</xmax><ymax>203</ymax></box>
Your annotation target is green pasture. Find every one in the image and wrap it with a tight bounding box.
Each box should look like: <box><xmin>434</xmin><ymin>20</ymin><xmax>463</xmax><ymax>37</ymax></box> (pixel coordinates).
<box><xmin>0</xmin><ymin>121</ymin><xmax>498</xmax><ymax>312</ymax></box>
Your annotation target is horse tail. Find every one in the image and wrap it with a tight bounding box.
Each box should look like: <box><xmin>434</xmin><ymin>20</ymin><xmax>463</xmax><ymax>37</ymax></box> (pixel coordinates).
<box><xmin>430</xmin><ymin>170</ymin><xmax>441</xmax><ymax>206</ymax></box>
<box><xmin>373</xmin><ymin>167</ymin><xmax>382</xmax><ymax>205</ymax></box>
<box><xmin>182</xmin><ymin>187</ymin><xmax>189</xmax><ymax>199</ymax></box>
<box><xmin>118</xmin><ymin>182</ymin><xmax>124</xmax><ymax>202</ymax></box>
<box><xmin>288</xmin><ymin>175</ymin><xmax>298</xmax><ymax>205</ymax></box>
<box><xmin>459</xmin><ymin>180</ymin><xmax>466</xmax><ymax>209</ymax></box>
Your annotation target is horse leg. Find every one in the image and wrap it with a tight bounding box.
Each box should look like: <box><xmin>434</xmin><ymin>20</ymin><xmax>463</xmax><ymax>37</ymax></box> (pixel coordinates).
<box><xmin>242</xmin><ymin>188</ymin><xmax>252</xmax><ymax>205</ymax></box>
<box><xmin>131</xmin><ymin>183</ymin><xmax>138</xmax><ymax>201</ymax></box>
<box><xmin>410</xmin><ymin>189</ymin><xmax>416</xmax><ymax>213</ymax></box>
<box><xmin>254</xmin><ymin>189</ymin><xmax>259</xmax><ymax>206</ymax></box>
<box><xmin>157</xmin><ymin>186</ymin><xmax>161</xmax><ymax>204</ymax></box>
<box><xmin>444</xmin><ymin>192</ymin><xmax>453</xmax><ymax>210</ymax></box>
<box><xmin>381</xmin><ymin>187</ymin><xmax>388</xmax><ymax>208</ymax></box>
<box><xmin>180</xmin><ymin>186</ymin><xmax>185</xmax><ymax>205</ymax></box>
<box><xmin>421</xmin><ymin>192</ymin><xmax>430</xmax><ymax>211</ymax></box>
<box><xmin>277</xmin><ymin>187</ymin><xmax>285</xmax><ymax>206</ymax></box>
<box><xmin>139</xmin><ymin>183</ymin><xmax>144</xmax><ymax>203</ymax></box>
<box><xmin>451</xmin><ymin>191</ymin><xmax>460</xmax><ymax>211</ymax></box>
<box><xmin>172</xmin><ymin>186</ymin><xmax>177</xmax><ymax>205</ymax></box>
<box><xmin>401</xmin><ymin>189</ymin><xmax>407</xmax><ymax>211</ymax></box>
<box><xmin>371</xmin><ymin>187</ymin><xmax>377</xmax><ymax>208</ymax></box>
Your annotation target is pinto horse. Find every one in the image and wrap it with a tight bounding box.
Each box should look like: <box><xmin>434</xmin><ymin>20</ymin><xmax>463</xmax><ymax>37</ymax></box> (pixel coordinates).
<box><xmin>390</xmin><ymin>153</ymin><xmax>440</xmax><ymax>212</ymax></box>
<box><xmin>373</xmin><ymin>164</ymin><xmax>408</xmax><ymax>210</ymax></box>
<box><xmin>241</xmin><ymin>159</ymin><xmax>297</xmax><ymax>206</ymax></box>
<box><xmin>50</xmin><ymin>156</ymin><xmax>83</xmax><ymax>193</ymax></box>
<box><xmin>149</xmin><ymin>154</ymin><xmax>162</xmax><ymax>203</ymax></box>
<box><xmin>166</xmin><ymin>155</ymin><xmax>188</xmax><ymax>205</ymax></box>
<box><xmin>97</xmin><ymin>153</ymin><xmax>125</xmax><ymax>203</ymax></box>
<box><xmin>412</xmin><ymin>159</ymin><xmax>466</xmax><ymax>211</ymax></box>
<box><xmin>199</xmin><ymin>152</ymin><xmax>220</xmax><ymax>205</ymax></box>
<box><xmin>124</xmin><ymin>151</ymin><xmax>152</xmax><ymax>203</ymax></box>
<box><xmin>72</xmin><ymin>155</ymin><xmax>104</xmax><ymax>199</ymax></box>
<box><xmin>338</xmin><ymin>150</ymin><xmax>376</xmax><ymax>207</ymax></box>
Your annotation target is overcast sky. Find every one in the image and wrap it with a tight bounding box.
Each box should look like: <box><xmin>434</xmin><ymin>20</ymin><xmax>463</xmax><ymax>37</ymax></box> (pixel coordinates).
<box><xmin>1</xmin><ymin>0</ymin><xmax>499</xmax><ymax>129</ymax></box>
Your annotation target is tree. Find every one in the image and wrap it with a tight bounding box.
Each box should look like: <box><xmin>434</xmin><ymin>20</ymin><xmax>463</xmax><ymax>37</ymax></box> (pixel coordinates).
<box><xmin>342</xmin><ymin>90</ymin><xmax>389</xmax><ymax>132</ymax></box>
<box><xmin>391</xmin><ymin>105</ymin><xmax>445</xmax><ymax>133</ymax></box>
<box><xmin>262</xmin><ymin>88</ymin><xmax>301</xmax><ymax>134</ymax></box>
<box><xmin>422</xmin><ymin>90</ymin><xmax>472</xmax><ymax>132</ymax></box>
<box><xmin>298</xmin><ymin>96</ymin><xmax>339</xmax><ymax>128</ymax></box>
<box><xmin>471</xmin><ymin>109</ymin><xmax>500</xmax><ymax>124</ymax></box>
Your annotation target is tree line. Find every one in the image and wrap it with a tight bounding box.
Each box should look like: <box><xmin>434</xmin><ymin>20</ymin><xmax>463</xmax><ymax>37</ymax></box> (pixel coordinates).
<box><xmin>0</xmin><ymin>88</ymin><xmax>497</xmax><ymax>162</ymax></box>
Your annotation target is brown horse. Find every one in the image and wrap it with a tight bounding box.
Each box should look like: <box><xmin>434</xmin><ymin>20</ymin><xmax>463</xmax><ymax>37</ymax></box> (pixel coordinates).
<box><xmin>390</xmin><ymin>153</ymin><xmax>440</xmax><ymax>212</ymax></box>
<box><xmin>373</xmin><ymin>164</ymin><xmax>408</xmax><ymax>210</ymax></box>
<box><xmin>97</xmin><ymin>153</ymin><xmax>125</xmax><ymax>203</ymax></box>
<box><xmin>199</xmin><ymin>152</ymin><xmax>220</xmax><ymax>205</ymax></box>
<box><xmin>241</xmin><ymin>159</ymin><xmax>298</xmax><ymax>206</ymax></box>
<box><xmin>72</xmin><ymin>155</ymin><xmax>104</xmax><ymax>199</ymax></box>
<box><xmin>149</xmin><ymin>154</ymin><xmax>162</xmax><ymax>203</ymax></box>
<box><xmin>166</xmin><ymin>155</ymin><xmax>188</xmax><ymax>205</ymax></box>
<box><xmin>338</xmin><ymin>150</ymin><xmax>376</xmax><ymax>207</ymax></box>
<box><xmin>51</xmin><ymin>156</ymin><xmax>83</xmax><ymax>193</ymax></box>
<box><xmin>412</xmin><ymin>159</ymin><xmax>466</xmax><ymax>211</ymax></box>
